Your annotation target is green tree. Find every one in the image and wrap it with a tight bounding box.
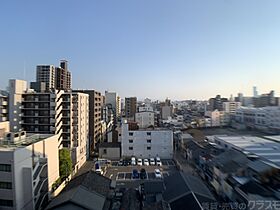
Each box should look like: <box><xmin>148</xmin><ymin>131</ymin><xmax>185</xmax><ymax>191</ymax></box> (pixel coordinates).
<box><xmin>59</xmin><ymin>148</ymin><xmax>72</xmax><ymax>180</ymax></box>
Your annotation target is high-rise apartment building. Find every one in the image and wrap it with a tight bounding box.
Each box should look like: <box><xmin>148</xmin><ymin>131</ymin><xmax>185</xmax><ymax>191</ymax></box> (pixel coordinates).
<box><xmin>55</xmin><ymin>60</ymin><xmax>71</xmax><ymax>90</ymax></box>
<box><xmin>105</xmin><ymin>91</ymin><xmax>121</xmax><ymax>119</ymax></box>
<box><xmin>125</xmin><ymin>97</ymin><xmax>137</xmax><ymax>120</ymax></box>
<box><xmin>62</xmin><ymin>92</ymin><xmax>89</xmax><ymax>171</ymax></box>
<box><xmin>8</xmin><ymin>79</ymin><xmax>27</xmax><ymax>132</ymax></box>
<box><xmin>36</xmin><ymin>60</ymin><xmax>71</xmax><ymax>91</ymax></box>
<box><xmin>73</xmin><ymin>90</ymin><xmax>102</xmax><ymax>154</ymax></box>
<box><xmin>21</xmin><ymin>90</ymin><xmax>64</xmax><ymax>135</ymax></box>
<box><xmin>36</xmin><ymin>65</ymin><xmax>56</xmax><ymax>91</ymax></box>
<box><xmin>222</xmin><ymin>101</ymin><xmax>241</xmax><ymax>114</ymax></box>
<box><xmin>208</xmin><ymin>95</ymin><xmax>228</xmax><ymax>111</ymax></box>
<box><xmin>21</xmin><ymin>90</ymin><xmax>89</xmax><ymax>173</ymax></box>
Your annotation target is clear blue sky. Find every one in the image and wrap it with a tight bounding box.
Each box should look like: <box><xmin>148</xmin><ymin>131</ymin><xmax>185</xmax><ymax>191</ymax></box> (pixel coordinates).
<box><xmin>1</xmin><ymin>0</ymin><xmax>280</xmax><ymax>100</ymax></box>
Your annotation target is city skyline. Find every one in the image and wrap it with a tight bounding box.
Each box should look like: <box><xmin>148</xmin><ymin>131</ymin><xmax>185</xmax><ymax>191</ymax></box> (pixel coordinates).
<box><xmin>1</xmin><ymin>0</ymin><xmax>280</xmax><ymax>100</ymax></box>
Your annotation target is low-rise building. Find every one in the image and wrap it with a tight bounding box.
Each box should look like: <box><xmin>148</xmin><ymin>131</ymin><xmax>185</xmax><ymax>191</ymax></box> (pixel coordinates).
<box><xmin>205</xmin><ymin>110</ymin><xmax>230</xmax><ymax>127</ymax></box>
<box><xmin>121</xmin><ymin>122</ymin><xmax>173</xmax><ymax>159</ymax></box>
<box><xmin>234</xmin><ymin>106</ymin><xmax>280</xmax><ymax>134</ymax></box>
<box><xmin>0</xmin><ymin>130</ymin><xmax>59</xmax><ymax>210</ymax></box>
<box><xmin>98</xmin><ymin>142</ymin><xmax>121</xmax><ymax>160</ymax></box>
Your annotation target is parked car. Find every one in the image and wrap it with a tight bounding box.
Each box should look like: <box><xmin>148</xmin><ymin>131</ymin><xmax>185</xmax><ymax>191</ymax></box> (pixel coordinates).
<box><xmin>94</xmin><ymin>162</ymin><xmax>104</xmax><ymax>175</ymax></box>
<box><xmin>95</xmin><ymin>168</ymin><xmax>104</xmax><ymax>175</ymax></box>
<box><xmin>154</xmin><ymin>169</ymin><xmax>162</xmax><ymax>179</ymax></box>
<box><xmin>156</xmin><ymin>157</ymin><xmax>162</xmax><ymax>166</ymax></box>
<box><xmin>123</xmin><ymin>159</ymin><xmax>130</xmax><ymax>166</ymax></box>
<box><xmin>144</xmin><ymin>159</ymin><xmax>149</xmax><ymax>166</ymax></box>
<box><xmin>118</xmin><ymin>159</ymin><xmax>123</xmax><ymax>166</ymax></box>
<box><xmin>140</xmin><ymin>168</ymin><xmax>147</xmax><ymax>179</ymax></box>
<box><xmin>150</xmin><ymin>158</ymin><xmax>155</xmax><ymax>165</ymax></box>
<box><xmin>137</xmin><ymin>158</ymin><xmax>143</xmax><ymax>166</ymax></box>
<box><xmin>131</xmin><ymin>157</ymin><xmax>136</xmax><ymax>165</ymax></box>
<box><xmin>132</xmin><ymin>169</ymin><xmax>139</xmax><ymax>179</ymax></box>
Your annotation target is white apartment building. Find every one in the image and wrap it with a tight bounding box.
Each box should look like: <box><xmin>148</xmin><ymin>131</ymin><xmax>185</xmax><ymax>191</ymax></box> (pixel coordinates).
<box><xmin>135</xmin><ymin>111</ymin><xmax>155</xmax><ymax>129</ymax></box>
<box><xmin>235</xmin><ymin>106</ymin><xmax>280</xmax><ymax>133</ymax></box>
<box><xmin>36</xmin><ymin>65</ymin><xmax>56</xmax><ymax>91</ymax></box>
<box><xmin>222</xmin><ymin>101</ymin><xmax>241</xmax><ymax>114</ymax></box>
<box><xmin>0</xmin><ymin>130</ymin><xmax>59</xmax><ymax>210</ymax></box>
<box><xmin>121</xmin><ymin>122</ymin><xmax>173</xmax><ymax>159</ymax></box>
<box><xmin>205</xmin><ymin>110</ymin><xmax>230</xmax><ymax>127</ymax></box>
<box><xmin>8</xmin><ymin>79</ymin><xmax>27</xmax><ymax>132</ymax></box>
<box><xmin>105</xmin><ymin>91</ymin><xmax>121</xmax><ymax>118</ymax></box>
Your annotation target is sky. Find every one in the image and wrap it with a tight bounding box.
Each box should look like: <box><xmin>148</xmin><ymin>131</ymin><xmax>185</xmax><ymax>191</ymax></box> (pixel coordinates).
<box><xmin>1</xmin><ymin>0</ymin><xmax>280</xmax><ymax>100</ymax></box>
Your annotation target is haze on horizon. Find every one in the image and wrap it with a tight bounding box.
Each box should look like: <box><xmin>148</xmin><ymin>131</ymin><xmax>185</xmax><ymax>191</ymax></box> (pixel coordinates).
<box><xmin>1</xmin><ymin>0</ymin><xmax>280</xmax><ymax>100</ymax></box>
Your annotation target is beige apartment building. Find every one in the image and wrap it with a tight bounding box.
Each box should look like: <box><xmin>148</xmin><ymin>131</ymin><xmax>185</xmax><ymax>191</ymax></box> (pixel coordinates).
<box><xmin>73</xmin><ymin>90</ymin><xmax>102</xmax><ymax>154</ymax></box>
<box><xmin>0</xmin><ymin>126</ymin><xmax>60</xmax><ymax>210</ymax></box>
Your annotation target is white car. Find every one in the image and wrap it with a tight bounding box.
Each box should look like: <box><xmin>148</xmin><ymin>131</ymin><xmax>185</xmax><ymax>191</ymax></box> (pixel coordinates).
<box><xmin>150</xmin><ymin>158</ymin><xmax>155</xmax><ymax>165</ymax></box>
<box><xmin>156</xmin><ymin>157</ymin><xmax>162</xmax><ymax>166</ymax></box>
<box><xmin>131</xmin><ymin>157</ymin><xmax>136</xmax><ymax>165</ymax></box>
<box><xmin>137</xmin><ymin>158</ymin><xmax>143</xmax><ymax>166</ymax></box>
<box><xmin>144</xmin><ymin>159</ymin><xmax>149</xmax><ymax>166</ymax></box>
<box><xmin>95</xmin><ymin>168</ymin><xmax>104</xmax><ymax>175</ymax></box>
<box><xmin>154</xmin><ymin>169</ymin><xmax>162</xmax><ymax>179</ymax></box>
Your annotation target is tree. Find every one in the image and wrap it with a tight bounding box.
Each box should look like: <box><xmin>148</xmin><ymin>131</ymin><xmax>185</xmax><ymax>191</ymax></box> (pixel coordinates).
<box><xmin>59</xmin><ymin>148</ymin><xmax>72</xmax><ymax>180</ymax></box>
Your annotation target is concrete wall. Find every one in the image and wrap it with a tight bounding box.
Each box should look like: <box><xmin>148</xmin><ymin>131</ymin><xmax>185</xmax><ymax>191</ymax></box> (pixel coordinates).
<box><xmin>121</xmin><ymin>123</ymin><xmax>173</xmax><ymax>159</ymax></box>
<box><xmin>99</xmin><ymin>147</ymin><xmax>120</xmax><ymax>160</ymax></box>
<box><xmin>135</xmin><ymin>112</ymin><xmax>155</xmax><ymax>128</ymax></box>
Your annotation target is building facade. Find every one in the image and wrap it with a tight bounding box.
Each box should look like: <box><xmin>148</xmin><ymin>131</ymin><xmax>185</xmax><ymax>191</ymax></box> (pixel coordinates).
<box><xmin>0</xmin><ymin>131</ymin><xmax>59</xmax><ymax>210</ymax></box>
<box><xmin>73</xmin><ymin>90</ymin><xmax>102</xmax><ymax>154</ymax></box>
<box><xmin>55</xmin><ymin>60</ymin><xmax>71</xmax><ymax>91</ymax></box>
<box><xmin>121</xmin><ymin>122</ymin><xmax>173</xmax><ymax>158</ymax></box>
<box><xmin>135</xmin><ymin>111</ymin><xmax>155</xmax><ymax>129</ymax></box>
<box><xmin>36</xmin><ymin>65</ymin><xmax>56</xmax><ymax>91</ymax></box>
<box><xmin>222</xmin><ymin>101</ymin><xmax>241</xmax><ymax>114</ymax></box>
<box><xmin>125</xmin><ymin>97</ymin><xmax>137</xmax><ymax>120</ymax></box>
<box><xmin>0</xmin><ymin>92</ymin><xmax>9</xmax><ymax>122</ymax></box>
<box><xmin>21</xmin><ymin>91</ymin><xmax>89</xmax><ymax>172</ymax></box>
<box><xmin>8</xmin><ymin>79</ymin><xmax>27</xmax><ymax>132</ymax></box>
<box><xmin>105</xmin><ymin>91</ymin><xmax>121</xmax><ymax>119</ymax></box>
<box><xmin>234</xmin><ymin>106</ymin><xmax>280</xmax><ymax>133</ymax></box>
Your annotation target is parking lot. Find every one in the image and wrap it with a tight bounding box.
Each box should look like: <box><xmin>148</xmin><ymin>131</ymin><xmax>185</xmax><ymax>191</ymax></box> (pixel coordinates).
<box><xmin>104</xmin><ymin>159</ymin><xmax>177</xmax><ymax>188</ymax></box>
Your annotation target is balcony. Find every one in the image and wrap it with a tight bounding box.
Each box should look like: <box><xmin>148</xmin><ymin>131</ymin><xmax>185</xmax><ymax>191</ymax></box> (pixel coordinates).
<box><xmin>2</xmin><ymin>101</ymin><xmax>8</xmax><ymax>106</ymax></box>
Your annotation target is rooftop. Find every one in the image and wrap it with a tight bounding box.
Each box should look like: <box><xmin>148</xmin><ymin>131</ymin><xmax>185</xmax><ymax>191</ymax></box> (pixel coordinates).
<box><xmin>215</xmin><ymin>135</ymin><xmax>280</xmax><ymax>166</ymax></box>
<box><xmin>0</xmin><ymin>133</ymin><xmax>55</xmax><ymax>150</ymax></box>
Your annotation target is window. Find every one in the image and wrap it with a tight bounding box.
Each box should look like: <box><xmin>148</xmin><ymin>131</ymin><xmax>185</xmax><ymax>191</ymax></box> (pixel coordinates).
<box><xmin>129</xmin><ymin>132</ymin><xmax>133</xmax><ymax>136</ymax></box>
<box><xmin>103</xmin><ymin>149</ymin><xmax>107</xmax><ymax>154</ymax></box>
<box><xmin>147</xmin><ymin>146</ymin><xmax>151</xmax><ymax>150</ymax></box>
<box><xmin>0</xmin><ymin>199</ymin><xmax>13</xmax><ymax>207</ymax></box>
<box><xmin>0</xmin><ymin>164</ymin><xmax>11</xmax><ymax>172</ymax></box>
<box><xmin>129</xmin><ymin>147</ymin><xmax>133</xmax><ymax>150</ymax></box>
<box><xmin>147</xmin><ymin>139</ymin><xmax>151</xmax><ymax>143</ymax></box>
<box><xmin>147</xmin><ymin>132</ymin><xmax>151</xmax><ymax>136</ymax></box>
<box><xmin>0</xmin><ymin>182</ymin><xmax>12</xmax><ymax>189</ymax></box>
<box><xmin>129</xmin><ymin>139</ymin><xmax>133</xmax><ymax>143</ymax></box>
